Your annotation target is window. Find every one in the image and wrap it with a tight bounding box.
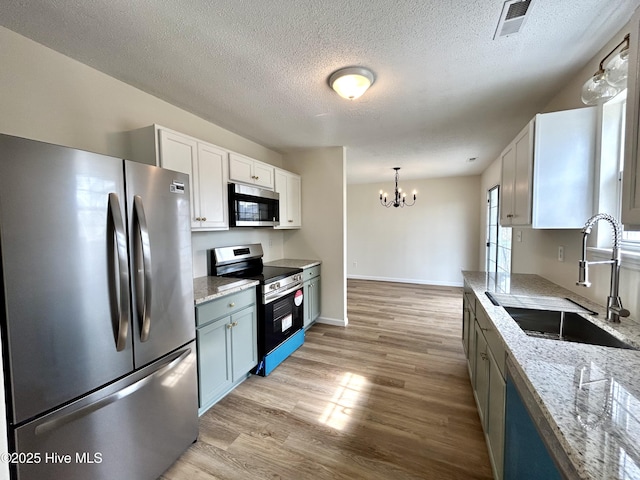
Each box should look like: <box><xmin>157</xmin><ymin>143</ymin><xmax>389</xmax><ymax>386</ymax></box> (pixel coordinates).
<box><xmin>487</xmin><ymin>186</ymin><xmax>512</xmax><ymax>275</ymax></box>
<box><xmin>595</xmin><ymin>90</ymin><xmax>634</xmax><ymax>248</ymax></box>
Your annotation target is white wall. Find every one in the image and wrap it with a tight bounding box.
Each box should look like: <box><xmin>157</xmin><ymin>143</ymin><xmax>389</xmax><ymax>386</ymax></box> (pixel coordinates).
<box><xmin>282</xmin><ymin>147</ymin><xmax>348</xmax><ymax>326</ymax></box>
<box><xmin>347</xmin><ymin>176</ymin><xmax>481</xmax><ymax>287</ymax></box>
<box><xmin>0</xmin><ymin>26</ymin><xmax>292</xmax><ymax>280</ymax></box>
<box><xmin>477</xmin><ymin>20</ymin><xmax>640</xmax><ymax>318</ymax></box>
<box><xmin>0</xmin><ymin>27</ymin><xmax>283</xmax><ymax>167</ymax></box>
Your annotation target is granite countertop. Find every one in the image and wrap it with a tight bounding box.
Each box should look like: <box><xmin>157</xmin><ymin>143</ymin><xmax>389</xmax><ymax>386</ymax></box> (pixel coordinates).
<box><xmin>193</xmin><ymin>276</ymin><xmax>259</xmax><ymax>305</ymax></box>
<box><xmin>264</xmin><ymin>258</ymin><xmax>321</xmax><ymax>269</ymax></box>
<box><xmin>463</xmin><ymin>271</ymin><xmax>640</xmax><ymax>480</ymax></box>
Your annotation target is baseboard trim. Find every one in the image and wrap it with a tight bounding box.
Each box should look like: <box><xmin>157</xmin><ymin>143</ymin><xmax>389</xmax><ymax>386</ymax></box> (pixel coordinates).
<box><xmin>347</xmin><ymin>274</ymin><xmax>463</xmax><ymax>288</ymax></box>
<box><xmin>316</xmin><ymin>316</ymin><xmax>348</xmax><ymax>327</ymax></box>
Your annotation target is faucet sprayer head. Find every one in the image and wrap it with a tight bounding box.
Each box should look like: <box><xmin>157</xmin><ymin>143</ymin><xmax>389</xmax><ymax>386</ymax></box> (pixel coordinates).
<box><xmin>577</xmin><ymin>260</ymin><xmax>591</xmax><ymax>287</ymax></box>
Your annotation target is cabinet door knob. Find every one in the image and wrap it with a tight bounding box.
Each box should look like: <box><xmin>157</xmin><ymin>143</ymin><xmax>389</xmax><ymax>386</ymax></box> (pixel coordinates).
<box><xmin>227</xmin><ymin>324</ymin><xmax>233</xmax><ymax>329</ymax></box>
<box><xmin>201</xmin><ymin>217</ymin><xmax>207</xmax><ymax>221</ymax></box>
<box><xmin>195</xmin><ymin>217</ymin><xmax>201</xmax><ymax>221</ymax></box>
<box><xmin>232</xmin><ymin>321</ymin><xmax>238</xmax><ymax>327</ymax></box>
<box><xmin>229</xmin><ymin>302</ymin><xmax>235</xmax><ymax>308</ymax></box>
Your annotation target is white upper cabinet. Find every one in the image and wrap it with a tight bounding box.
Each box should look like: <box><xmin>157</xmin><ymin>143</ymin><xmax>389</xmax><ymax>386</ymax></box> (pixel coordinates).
<box><xmin>130</xmin><ymin>125</ymin><xmax>229</xmax><ymax>231</ymax></box>
<box><xmin>194</xmin><ymin>143</ymin><xmax>229</xmax><ymax>230</ymax></box>
<box><xmin>500</xmin><ymin>107</ymin><xmax>597</xmax><ymax>228</ymax></box>
<box><xmin>500</xmin><ymin>124</ymin><xmax>532</xmax><ymax>226</ymax></box>
<box><xmin>274</xmin><ymin>168</ymin><xmax>301</xmax><ymax>229</ymax></box>
<box><xmin>622</xmin><ymin>9</ymin><xmax>640</xmax><ymax>227</ymax></box>
<box><xmin>229</xmin><ymin>152</ymin><xmax>275</xmax><ymax>190</ymax></box>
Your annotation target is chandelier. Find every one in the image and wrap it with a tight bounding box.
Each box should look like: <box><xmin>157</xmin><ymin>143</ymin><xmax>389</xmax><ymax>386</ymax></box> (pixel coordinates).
<box><xmin>379</xmin><ymin>167</ymin><xmax>417</xmax><ymax>208</ymax></box>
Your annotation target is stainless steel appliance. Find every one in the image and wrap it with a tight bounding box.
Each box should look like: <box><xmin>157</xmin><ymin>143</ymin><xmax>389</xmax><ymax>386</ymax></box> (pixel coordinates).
<box><xmin>0</xmin><ymin>134</ymin><xmax>198</xmax><ymax>479</ymax></box>
<box><xmin>208</xmin><ymin>244</ymin><xmax>304</xmax><ymax>375</ymax></box>
<box><xmin>228</xmin><ymin>183</ymin><xmax>280</xmax><ymax>227</ymax></box>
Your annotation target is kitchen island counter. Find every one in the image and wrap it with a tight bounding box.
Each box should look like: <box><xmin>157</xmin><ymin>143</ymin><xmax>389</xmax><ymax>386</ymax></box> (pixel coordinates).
<box><xmin>463</xmin><ymin>271</ymin><xmax>640</xmax><ymax>480</ymax></box>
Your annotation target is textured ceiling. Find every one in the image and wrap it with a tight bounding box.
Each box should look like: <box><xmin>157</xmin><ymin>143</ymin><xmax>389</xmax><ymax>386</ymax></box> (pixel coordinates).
<box><xmin>1</xmin><ymin>0</ymin><xmax>639</xmax><ymax>183</ymax></box>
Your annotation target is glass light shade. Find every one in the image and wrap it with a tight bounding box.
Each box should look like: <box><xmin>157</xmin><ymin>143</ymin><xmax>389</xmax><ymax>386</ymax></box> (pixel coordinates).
<box><xmin>581</xmin><ymin>72</ymin><xmax>621</xmax><ymax>106</ymax></box>
<box><xmin>604</xmin><ymin>48</ymin><xmax>629</xmax><ymax>88</ymax></box>
<box><xmin>329</xmin><ymin>67</ymin><xmax>374</xmax><ymax>100</ymax></box>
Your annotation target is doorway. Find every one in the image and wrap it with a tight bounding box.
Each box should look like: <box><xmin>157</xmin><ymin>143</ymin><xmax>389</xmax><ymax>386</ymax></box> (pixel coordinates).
<box><xmin>487</xmin><ymin>185</ymin><xmax>512</xmax><ymax>275</ymax></box>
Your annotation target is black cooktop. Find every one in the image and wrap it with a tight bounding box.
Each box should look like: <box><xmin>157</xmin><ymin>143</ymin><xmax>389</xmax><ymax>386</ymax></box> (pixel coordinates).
<box><xmin>221</xmin><ymin>265</ymin><xmax>302</xmax><ymax>284</ymax></box>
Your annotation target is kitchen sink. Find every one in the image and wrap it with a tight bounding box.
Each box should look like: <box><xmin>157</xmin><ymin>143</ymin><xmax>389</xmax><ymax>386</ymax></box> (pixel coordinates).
<box><xmin>504</xmin><ymin>307</ymin><xmax>637</xmax><ymax>350</ymax></box>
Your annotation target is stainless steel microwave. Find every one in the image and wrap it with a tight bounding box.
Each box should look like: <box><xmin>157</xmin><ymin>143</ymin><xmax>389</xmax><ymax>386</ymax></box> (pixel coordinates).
<box><xmin>228</xmin><ymin>183</ymin><xmax>280</xmax><ymax>227</ymax></box>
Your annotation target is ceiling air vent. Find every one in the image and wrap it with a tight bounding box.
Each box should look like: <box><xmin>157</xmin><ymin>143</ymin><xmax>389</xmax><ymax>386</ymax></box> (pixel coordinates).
<box><xmin>493</xmin><ymin>0</ymin><xmax>534</xmax><ymax>39</ymax></box>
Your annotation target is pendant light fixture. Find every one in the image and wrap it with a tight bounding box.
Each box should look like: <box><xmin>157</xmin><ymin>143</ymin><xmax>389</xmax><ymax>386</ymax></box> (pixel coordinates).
<box><xmin>329</xmin><ymin>67</ymin><xmax>375</xmax><ymax>100</ymax></box>
<box><xmin>581</xmin><ymin>34</ymin><xmax>630</xmax><ymax>105</ymax></box>
<box><xmin>379</xmin><ymin>168</ymin><xmax>417</xmax><ymax>208</ymax></box>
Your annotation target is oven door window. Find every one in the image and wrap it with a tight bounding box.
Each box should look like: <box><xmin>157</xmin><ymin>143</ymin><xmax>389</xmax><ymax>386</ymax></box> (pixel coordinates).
<box><xmin>263</xmin><ymin>289</ymin><xmax>303</xmax><ymax>354</ymax></box>
<box><xmin>273</xmin><ymin>297</ymin><xmax>293</xmax><ymax>334</ymax></box>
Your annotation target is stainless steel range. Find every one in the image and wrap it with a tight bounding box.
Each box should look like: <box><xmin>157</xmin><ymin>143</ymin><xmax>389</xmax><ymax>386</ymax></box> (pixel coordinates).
<box><xmin>208</xmin><ymin>244</ymin><xmax>305</xmax><ymax>376</ymax></box>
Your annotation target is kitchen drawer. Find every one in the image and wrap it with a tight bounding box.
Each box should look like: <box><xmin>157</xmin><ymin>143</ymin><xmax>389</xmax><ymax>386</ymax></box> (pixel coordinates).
<box><xmin>196</xmin><ymin>288</ymin><xmax>256</xmax><ymax>327</ymax></box>
<box><xmin>304</xmin><ymin>265</ymin><xmax>320</xmax><ymax>280</ymax></box>
<box><xmin>476</xmin><ymin>305</ymin><xmax>506</xmax><ymax>378</ymax></box>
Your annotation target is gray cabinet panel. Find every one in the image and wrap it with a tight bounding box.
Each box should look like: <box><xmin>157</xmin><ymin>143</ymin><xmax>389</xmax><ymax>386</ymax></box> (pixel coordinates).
<box><xmin>196</xmin><ymin>289</ymin><xmax>257</xmax><ymax>414</ymax></box>
<box><xmin>197</xmin><ymin>318</ymin><xmax>232</xmax><ymax>407</ymax></box>
<box><xmin>303</xmin><ymin>267</ymin><xmax>321</xmax><ymax>329</ymax></box>
<box><xmin>231</xmin><ymin>305</ymin><xmax>258</xmax><ymax>381</ymax></box>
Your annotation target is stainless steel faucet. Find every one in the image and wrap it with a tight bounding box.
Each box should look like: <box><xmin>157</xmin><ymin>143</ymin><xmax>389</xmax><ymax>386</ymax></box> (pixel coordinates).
<box><xmin>576</xmin><ymin>213</ymin><xmax>630</xmax><ymax>322</ymax></box>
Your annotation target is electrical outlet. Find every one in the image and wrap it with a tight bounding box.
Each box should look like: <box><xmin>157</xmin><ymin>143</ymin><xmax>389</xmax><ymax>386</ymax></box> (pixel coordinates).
<box><xmin>558</xmin><ymin>246</ymin><xmax>564</xmax><ymax>262</ymax></box>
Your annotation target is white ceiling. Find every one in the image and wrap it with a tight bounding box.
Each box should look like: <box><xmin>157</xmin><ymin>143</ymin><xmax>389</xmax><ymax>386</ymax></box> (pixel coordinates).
<box><xmin>1</xmin><ymin>0</ymin><xmax>639</xmax><ymax>184</ymax></box>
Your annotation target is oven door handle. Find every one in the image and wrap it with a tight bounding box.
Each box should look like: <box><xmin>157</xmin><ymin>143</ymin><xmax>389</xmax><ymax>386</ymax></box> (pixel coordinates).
<box><xmin>264</xmin><ymin>283</ymin><xmax>303</xmax><ymax>304</ymax></box>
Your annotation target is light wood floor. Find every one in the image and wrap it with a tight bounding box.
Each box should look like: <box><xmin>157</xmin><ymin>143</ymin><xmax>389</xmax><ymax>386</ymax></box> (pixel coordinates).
<box><xmin>162</xmin><ymin>279</ymin><xmax>493</xmax><ymax>479</ymax></box>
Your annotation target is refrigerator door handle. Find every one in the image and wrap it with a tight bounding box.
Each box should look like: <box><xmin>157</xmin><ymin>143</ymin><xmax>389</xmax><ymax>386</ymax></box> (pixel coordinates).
<box><xmin>34</xmin><ymin>347</ymin><xmax>192</xmax><ymax>436</ymax></box>
<box><xmin>108</xmin><ymin>193</ymin><xmax>130</xmax><ymax>352</ymax></box>
<box><xmin>133</xmin><ymin>195</ymin><xmax>153</xmax><ymax>342</ymax></box>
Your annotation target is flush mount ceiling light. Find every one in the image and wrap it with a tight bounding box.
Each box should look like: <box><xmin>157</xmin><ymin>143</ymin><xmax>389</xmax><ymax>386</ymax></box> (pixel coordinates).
<box><xmin>379</xmin><ymin>167</ymin><xmax>417</xmax><ymax>208</ymax></box>
<box><xmin>581</xmin><ymin>34</ymin><xmax>630</xmax><ymax>105</ymax></box>
<box><xmin>328</xmin><ymin>67</ymin><xmax>375</xmax><ymax>100</ymax></box>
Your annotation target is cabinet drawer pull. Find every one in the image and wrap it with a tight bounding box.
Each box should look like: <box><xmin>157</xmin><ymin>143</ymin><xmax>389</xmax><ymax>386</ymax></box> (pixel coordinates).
<box><xmin>480</xmin><ymin>352</ymin><xmax>488</xmax><ymax>361</ymax></box>
<box><xmin>506</xmin><ymin>214</ymin><xmax>514</xmax><ymax>218</ymax></box>
<box><xmin>229</xmin><ymin>302</ymin><xmax>235</xmax><ymax>308</ymax></box>
<box><xmin>288</xmin><ymin>219</ymin><xmax>293</xmax><ymax>222</ymax></box>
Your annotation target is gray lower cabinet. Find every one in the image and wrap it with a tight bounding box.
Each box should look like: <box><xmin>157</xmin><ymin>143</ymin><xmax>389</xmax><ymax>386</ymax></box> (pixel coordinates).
<box><xmin>463</xmin><ymin>285</ymin><xmax>506</xmax><ymax>480</ymax></box>
<box><xmin>196</xmin><ymin>288</ymin><xmax>257</xmax><ymax>415</ymax></box>
<box><xmin>303</xmin><ymin>265</ymin><xmax>321</xmax><ymax>329</ymax></box>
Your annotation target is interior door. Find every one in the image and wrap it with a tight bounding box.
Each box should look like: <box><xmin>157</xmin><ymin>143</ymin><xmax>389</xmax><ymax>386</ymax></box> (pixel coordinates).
<box><xmin>125</xmin><ymin>161</ymin><xmax>195</xmax><ymax>368</ymax></box>
<box><xmin>0</xmin><ymin>135</ymin><xmax>133</xmax><ymax>424</ymax></box>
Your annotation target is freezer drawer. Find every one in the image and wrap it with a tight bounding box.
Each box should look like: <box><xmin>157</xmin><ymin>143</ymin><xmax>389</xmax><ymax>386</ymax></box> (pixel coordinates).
<box><xmin>12</xmin><ymin>343</ymin><xmax>198</xmax><ymax>480</ymax></box>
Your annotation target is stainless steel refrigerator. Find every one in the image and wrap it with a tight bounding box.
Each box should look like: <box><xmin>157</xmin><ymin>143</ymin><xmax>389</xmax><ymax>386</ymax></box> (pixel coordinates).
<box><xmin>0</xmin><ymin>134</ymin><xmax>198</xmax><ymax>479</ymax></box>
